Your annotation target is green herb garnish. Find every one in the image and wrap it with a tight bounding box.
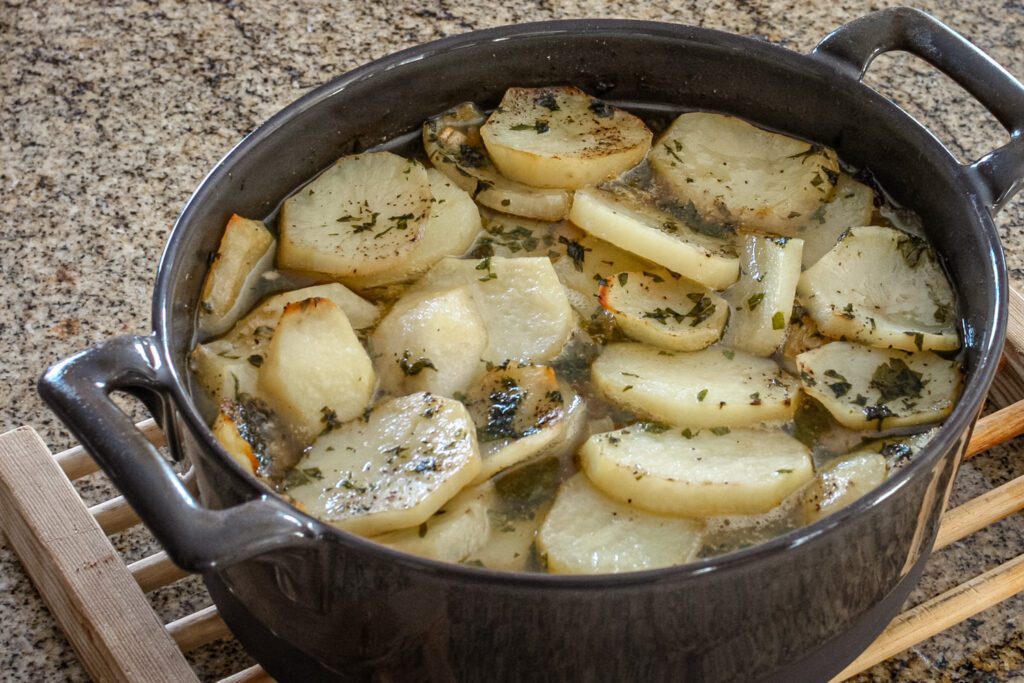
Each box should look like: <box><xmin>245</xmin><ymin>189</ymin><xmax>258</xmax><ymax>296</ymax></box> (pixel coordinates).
<box><xmin>536</xmin><ymin>92</ymin><xmax>560</xmax><ymax>111</ymax></box>
<box><xmin>558</xmin><ymin>235</ymin><xmax>590</xmax><ymax>271</ymax></box>
<box><xmin>869</xmin><ymin>357</ymin><xmax>924</xmax><ymax>403</ymax></box>
<box><xmin>399</xmin><ymin>351</ymin><xmax>437</xmax><ymax>376</ymax></box>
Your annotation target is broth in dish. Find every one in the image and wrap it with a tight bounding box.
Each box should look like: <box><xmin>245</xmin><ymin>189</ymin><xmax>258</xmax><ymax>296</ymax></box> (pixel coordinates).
<box><xmin>190</xmin><ymin>86</ymin><xmax>961</xmax><ymax>574</ymax></box>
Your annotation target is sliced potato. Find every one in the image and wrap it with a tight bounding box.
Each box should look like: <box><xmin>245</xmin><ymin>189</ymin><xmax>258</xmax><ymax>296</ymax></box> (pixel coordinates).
<box><xmin>466</xmin><ymin>456</ymin><xmax>563</xmax><ymax>571</ymax></box>
<box><xmin>191</xmin><ymin>343</ymin><xmax>260</xmax><ymax>406</ymax></box>
<box><xmin>569</xmin><ymin>187</ymin><xmax>740</xmax><ymax>290</ymax></box>
<box><xmin>581</xmin><ymin>426</ymin><xmax>814</xmax><ymax>517</ymax></box>
<box><xmin>471</xmin><ymin>210</ymin><xmax>558</xmax><ymax>259</ymax></box>
<box><xmin>258</xmin><ymin>298</ymin><xmax>376</xmax><ymax>439</ymax></box>
<box><xmin>796</xmin><ymin>342</ymin><xmax>961</xmax><ymax>430</ymax></box>
<box><xmin>371</xmin><ymin>286</ymin><xmax>488</xmax><ymax>398</ymax></box>
<box><xmin>798</xmin><ymin>226</ymin><xmax>959</xmax><ymax>352</ymax></box>
<box><xmin>845</xmin><ymin>428</ymin><xmax>939</xmax><ymax>475</ymax></box>
<box><xmin>372</xmin><ymin>483</ymin><xmax>494</xmax><ymax>563</ymax></box>
<box><xmin>286</xmin><ymin>393</ymin><xmax>480</xmax><ymax>536</ymax></box>
<box><xmin>722</xmin><ymin>234</ymin><xmax>804</xmax><ymax>357</ymax></box>
<box><xmin>592</xmin><ymin>343</ymin><xmax>798</xmax><ymax>428</ymax></box>
<box><xmin>191</xmin><ymin>283</ymin><xmax>378</xmax><ymax>404</ymax></box>
<box><xmin>233</xmin><ymin>282</ymin><xmax>380</xmax><ymax>334</ymax></box>
<box><xmin>548</xmin><ymin>224</ymin><xmax>671</xmax><ymax>299</ymax></box>
<box><xmin>801</xmin><ymin>452</ymin><xmax>887</xmax><ymax>523</ymax></box>
<box><xmin>199</xmin><ymin>214</ymin><xmax>276</xmax><ymax>336</ymax></box>
<box><xmin>423</xmin><ymin>103</ymin><xmax>571</xmax><ymax>221</ymax></box>
<box><xmin>278</xmin><ymin>151</ymin><xmax>431</xmax><ymax>278</ymax></box>
<box><xmin>465</xmin><ymin>512</ymin><xmax>545</xmax><ymax>572</ymax></box>
<box><xmin>412</xmin><ymin>256</ymin><xmax>573</xmax><ymax>364</ymax></box>
<box><xmin>480</xmin><ymin>86</ymin><xmax>653</xmax><ymax>189</ymax></box>
<box><xmin>210</xmin><ymin>398</ymin><xmax>300</xmax><ymax>479</ymax></box>
<box><xmin>538</xmin><ymin>473</ymin><xmax>703</xmax><ymax>575</ymax></box>
<box><xmin>649</xmin><ymin>112</ymin><xmax>840</xmax><ymax>234</ymax></box>
<box><xmin>344</xmin><ymin>169</ymin><xmax>482</xmax><ymax>288</ymax></box>
<box><xmin>211</xmin><ymin>410</ymin><xmax>259</xmax><ymax>475</ymax></box>
<box><xmin>798</xmin><ymin>174</ymin><xmax>875</xmax><ymax>268</ymax></box>
<box><xmin>464</xmin><ymin>363</ymin><xmax>574</xmax><ymax>483</ymax></box>
<box><xmin>472</xmin><ymin>210</ymin><xmax>675</xmax><ymax>318</ymax></box>
<box><xmin>780</xmin><ymin>302</ymin><xmax>829</xmax><ymax>374</ymax></box>
<box><xmin>599</xmin><ymin>271</ymin><xmax>728</xmax><ymax>351</ymax></box>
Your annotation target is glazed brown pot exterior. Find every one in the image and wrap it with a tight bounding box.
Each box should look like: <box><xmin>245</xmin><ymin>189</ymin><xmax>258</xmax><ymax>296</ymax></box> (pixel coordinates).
<box><xmin>39</xmin><ymin>9</ymin><xmax>1024</xmax><ymax>681</ymax></box>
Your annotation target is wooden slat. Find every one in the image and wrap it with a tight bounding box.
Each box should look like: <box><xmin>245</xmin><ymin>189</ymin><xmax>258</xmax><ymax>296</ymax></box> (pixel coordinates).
<box><xmin>991</xmin><ymin>288</ymin><xmax>1024</xmax><ymax>407</ymax></box>
<box><xmin>965</xmin><ymin>401</ymin><xmax>1024</xmax><ymax>459</ymax></box>
<box><xmin>835</xmin><ymin>553</ymin><xmax>1024</xmax><ymax>680</ymax></box>
<box><xmin>128</xmin><ymin>551</ymin><xmax>189</xmax><ymax>593</ymax></box>
<box><xmin>55</xmin><ymin>418</ymin><xmax>164</xmax><ymax>480</ymax></box>
<box><xmin>218</xmin><ymin>664</ymin><xmax>273</xmax><ymax>682</ymax></box>
<box><xmin>0</xmin><ymin>427</ymin><xmax>198</xmax><ymax>683</ymax></box>
<box><xmin>934</xmin><ymin>473</ymin><xmax>1024</xmax><ymax>551</ymax></box>
<box><xmin>91</xmin><ymin>471</ymin><xmax>196</xmax><ymax>536</ymax></box>
<box><xmin>167</xmin><ymin>604</ymin><xmax>231</xmax><ymax>652</ymax></box>
<box><xmin>91</xmin><ymin>495</ymin><xmax>141</xmax><ymax>535</ymax></box>
<box><xmin>986</xmin><ymin>354</ymin><xmax>1024</xmax><ymax>408</ymax></box>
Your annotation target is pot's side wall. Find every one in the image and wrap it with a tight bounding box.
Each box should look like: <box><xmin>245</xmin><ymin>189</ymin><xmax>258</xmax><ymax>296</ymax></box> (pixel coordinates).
<box><xmin>163</xmin><ymin>24</ymin><xmax>1001</xmax><ymax>682</ymax></box>
<box><xmin>188</xmin><ymin>427</ymin><xmax>963</xmax><ymax>681</ymax></box>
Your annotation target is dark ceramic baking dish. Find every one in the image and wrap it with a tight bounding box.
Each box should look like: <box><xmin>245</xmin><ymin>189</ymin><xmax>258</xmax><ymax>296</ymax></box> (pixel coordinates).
<box><xmin>39</xmin><ymin>8</ymin><xmax>1024</xmax><ymax>682</ymax></box>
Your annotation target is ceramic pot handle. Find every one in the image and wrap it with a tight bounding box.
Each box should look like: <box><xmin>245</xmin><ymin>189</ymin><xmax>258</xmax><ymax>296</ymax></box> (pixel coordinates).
<box><xmin>812</xmin><ymin>6</ymin><xmax>1024</xmax><ymax>213</ymax></box>
<box><xmin>38</xmin><ymin>334</ymin><xmax>318</xmax><ymax>572</ymax></box>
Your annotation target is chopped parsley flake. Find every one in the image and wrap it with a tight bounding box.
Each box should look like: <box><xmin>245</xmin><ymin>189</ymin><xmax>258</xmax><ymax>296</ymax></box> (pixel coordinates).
<box><xmin>399</xmin><ymin>351</ymin><xmax>437</xmax><ymax>376</ymax></box>
<box><xmin>558</xmin><ymin>235</ymin><xmax>590</xmax><ymax>271</ymax></box>
<box><xmin>869</xmin><ymin>358</ymin><xmax>924</xmax><ymax>403</ymax></box>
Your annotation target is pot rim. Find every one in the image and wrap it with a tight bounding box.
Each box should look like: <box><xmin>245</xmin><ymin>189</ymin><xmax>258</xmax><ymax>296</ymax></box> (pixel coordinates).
<box><xmin>154</xmin><ymin>18</ymin><xmax>1008</xmax><ymax>586</ymax></box>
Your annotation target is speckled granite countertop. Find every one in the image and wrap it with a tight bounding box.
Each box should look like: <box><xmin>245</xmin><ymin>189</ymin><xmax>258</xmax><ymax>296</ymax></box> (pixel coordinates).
<box><xmin>2</xmin><ymin>1</ymin><xmax>1023</xmax><ymax>680</ymax></box>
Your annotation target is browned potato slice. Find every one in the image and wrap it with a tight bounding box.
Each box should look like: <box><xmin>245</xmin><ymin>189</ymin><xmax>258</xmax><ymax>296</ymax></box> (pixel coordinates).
<box><xmin>211</xmin><ymin>410</ymin><xmax>259</xmax><ymax>475</ymax></box>
<box><xmin>480</xmin><ymin>86</ymin><xmax>652</xmax><ymax>189</ymax></box>
<box><xmin>464</xmin><ymin>363</ymin><xmax>575</xmax><ymax>483</ymax></box>
<box><xmin>780</xmin><ymin>302</ymin><xmax>829</xmax><ymax>374</ymax></box>
<box><xmin>599</xmin><ymin>272</ymin><xmax>728</xmax><ymax>351</ymax></box>
<box><xmin>191</xmin><ymin>283</ymin><xmax>378</xmax><ymax>405</ymax></box>
<box><xmin>199</xmin><ymin>214</ymin><xmax>276</xmax><ymax>336</ymax></box>
<box><xmin>258</xmin><ymin>298</ymin><xmax>376</xmax><ymax>439</ymax></box>
<box><xmin>423</xmin><ymin>103</ymin><xmax>571</xmax><ymax>221</ymax></box>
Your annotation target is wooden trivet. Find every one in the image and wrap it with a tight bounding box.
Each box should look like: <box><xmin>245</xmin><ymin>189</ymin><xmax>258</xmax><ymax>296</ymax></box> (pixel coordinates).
<box><xmin>4</xmin><ymin>292</ymin><xmax>1024</xmax><ymax>682</ymax></box>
